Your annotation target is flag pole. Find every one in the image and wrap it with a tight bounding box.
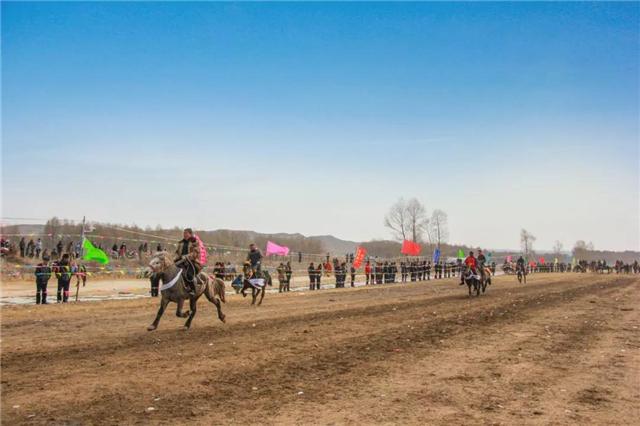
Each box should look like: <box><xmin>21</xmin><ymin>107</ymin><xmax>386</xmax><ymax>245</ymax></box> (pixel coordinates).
<box><xmin>76</xmin><ymin>216</ymin><xmax>86</xmax><ymax>302</ymax></box>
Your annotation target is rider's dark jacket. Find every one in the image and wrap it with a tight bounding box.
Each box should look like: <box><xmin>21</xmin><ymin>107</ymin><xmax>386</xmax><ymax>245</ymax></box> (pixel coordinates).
<box><xmin>247</xmin><ymin>249</ymin><xmax>263</xmax><ymax>266</ymax></box>
<box><xmin>175</xmin><ymin>237</ymin><xmax>201</xmax><ymax>268</ymax></box>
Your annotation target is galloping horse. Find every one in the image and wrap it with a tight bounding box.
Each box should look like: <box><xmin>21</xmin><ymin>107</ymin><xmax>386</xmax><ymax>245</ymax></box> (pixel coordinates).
<box><xmin>480</xmin><ymin>265</ymin><xmax>492</xmax><ymax>291</ymax></box>
<box><xmin>462</xmin><ymin>265</ymin><xmax>481</xmax><ymax>297</ymax></box>
<box><xmin>241</xmin><ymin>263</ymin><xmax>272</xmax><ymax>305</ymax></box>
<box><xmin>147</xmin><ymin>252</ymin><xmax>226</xmax><ymax>330</ymax></box>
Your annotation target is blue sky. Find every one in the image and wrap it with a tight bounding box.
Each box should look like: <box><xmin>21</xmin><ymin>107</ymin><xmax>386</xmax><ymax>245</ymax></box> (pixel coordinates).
<box><xmin>2</xmin><ymin>2</ymin><xmax>639</xmax><ymax>251</ymax></box>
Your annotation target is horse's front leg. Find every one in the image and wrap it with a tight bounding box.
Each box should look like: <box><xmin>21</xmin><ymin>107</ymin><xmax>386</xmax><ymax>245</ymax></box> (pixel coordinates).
<box><xmin>148</xmin><ymin>297</ymin><xmax>170</xmax><ymax>331</ymax></box>
<box><xmin>258</xmin><ymin>286</ymin><xmax>265</xmax><ymax>305</ymax></box>
<box><xmin>183</xmin><ymin>296</ymin><xmax>197</xmax><ymax>330</ymax></box>
<box><xmin>176</xmin><ymin>299</ymin><xmax>189</xmax><ymax>318</ymax></box>
<box><xmin>213</xmin><ymin>298</ymin><xmax>226</xmax><ymax>323</ymax></box>
<box><xmin>251</xmin><ymin>288</ymin><xmax>257</xmax><ymax>305</ymax></box>
<box><xmin>241</xmin><ymin>282</ymin><xmax>247</xmax><ymax>298</ymax></box>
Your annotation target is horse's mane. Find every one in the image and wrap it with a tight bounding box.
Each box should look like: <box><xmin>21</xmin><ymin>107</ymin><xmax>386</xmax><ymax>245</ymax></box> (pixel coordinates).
<box><xmin>153</xmin><ymin>251</ymin><xmax>174</xmax><ymax>270</ymax></box>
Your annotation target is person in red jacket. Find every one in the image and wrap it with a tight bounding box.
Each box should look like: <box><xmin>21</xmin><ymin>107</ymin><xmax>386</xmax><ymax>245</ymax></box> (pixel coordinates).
<box><xmin>364</xmin><ymin>261</ymin><xmax>372</xmax><ymax>285</ymax></box>
<box><xmin>461</xmin><ymin>251</ymin><xmax>478</xmax><ymax>285</ymax></box>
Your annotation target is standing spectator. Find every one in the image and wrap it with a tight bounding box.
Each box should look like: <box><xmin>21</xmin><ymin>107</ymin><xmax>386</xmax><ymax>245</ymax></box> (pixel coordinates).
<box><xmin>138</xmin><ymin>243</ymin><xmax>144</xmax><ymax>259</ymax></box>
<box><xmin>66</xmin><ymin>240</ymin><xmax>74</xmax><ymax>256</ymax></box>
<box><xmin>26</xmin><ymin>239</ymin><xmax>35</xmax><ymax>257</ymax></box>
<box><xmin>111</xmin><ymin>243</ymin><xmax>119</xmax><ymax>258</ymax></box>
<box><xmin>426</xmin><ymin>261</ymin><xmax>432</xmax><ymax>280</ymax></box>
<box><xmin>285</xmin><ymin>261</ymin><xmax>292</xmax><ymax>291</ymax></box>
<box><xmin>278</xmin><ymin>262</ymin><xmax>287</xmax><ymax>293</ymax></box>
<box><xmin>315</xmin><ymin>262</ymin><xmax>322</xmax><ymax>290</ymax></box>
<box><xmin>156</xmin><ymin>243</ymin><xmax>162</xmax><ymax>252</ymax></box>
<box><xmin>74</xmin><ymin>241</ymin><xmax>81</xmax><ymax>259</ymax></box>
<box><xmin>77</xmin><ymin>263</ymin><xmax>87</xmax><ymax>287</ymax></box>
<box><xmin>143</xmin><ymin>242</ymin><xmax>148</xmax><ymax>254</ymax></box>
<box><xmin>119</xmin><ymin>243</ymin><xmax>127</xmax><ymax>258</ymax></box>
<box><xmin>364</xmin><ymin>260</ymin><xmax>371</xmax><ymax>285</ymax></box>
<box><xmin>35</xmin><ymin>238</ymin><xmax>43</xmax><ymax>259</ymax></box>
<box><xmin>54</xmin><ymin>253</ymin><xmax>72</xmax><ymax>303</ymax></box>
<box><xmin>35</xmin><ymin>255</ymin><xmax>52</xmax><ymax>304</ymax></box>
<box><xmin>350</xmin><ymin>264</ymin><xmax>356</xmax><ymax>287</ymax></box>
<box><xmin>19</xmin><ymin>237</ymin><xmax>26</xmax><ymax>257</ymax></box>
<box><xmin>308</xmin><ymin>262</ymin><xmax>316</xmax><ymax>290</ymax></box>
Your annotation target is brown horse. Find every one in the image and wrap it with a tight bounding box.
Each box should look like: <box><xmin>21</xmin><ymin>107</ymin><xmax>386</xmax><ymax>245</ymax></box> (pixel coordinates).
<box><xmin>241</xmin><ymin>263</ymin><xmax>272</xmax><ymax>305</ymax></box>
<box><xmin>147</xmin><ymin>252</ymin><xmax>226</xmax><ymax>330</ymax></box>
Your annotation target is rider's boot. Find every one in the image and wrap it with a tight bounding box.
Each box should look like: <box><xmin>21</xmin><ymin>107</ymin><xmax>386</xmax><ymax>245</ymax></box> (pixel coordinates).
<box><xmin>187</xmin><ymin>278</ymin><xmax>196</xmax><ymax>296</ymax></box>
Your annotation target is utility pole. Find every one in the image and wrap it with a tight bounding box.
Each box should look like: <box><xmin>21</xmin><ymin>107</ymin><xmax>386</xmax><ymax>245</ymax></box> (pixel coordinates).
<box><xmin>76</xmin><ymin>216</ymin><xmax>86</xmax><ymax>302</ymax></box>
<box><xmin>80</xmin><ymin>216</ymin><xmax>86</xmax><ymax>257</ymax></box>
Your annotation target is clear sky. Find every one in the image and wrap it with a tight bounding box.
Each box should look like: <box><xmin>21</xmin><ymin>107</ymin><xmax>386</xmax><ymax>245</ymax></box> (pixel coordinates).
<box><xmin>2</xmin><ymin>2</ymin><xmax>639</xmax><ymax>251</ymax></box>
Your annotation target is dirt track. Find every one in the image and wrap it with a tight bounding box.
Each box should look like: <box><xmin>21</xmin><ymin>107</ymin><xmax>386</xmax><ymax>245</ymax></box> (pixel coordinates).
<box><xmin>1</xmin><ymin>273</ymin><xmax>638</xmax><ymax>425</ymax></box>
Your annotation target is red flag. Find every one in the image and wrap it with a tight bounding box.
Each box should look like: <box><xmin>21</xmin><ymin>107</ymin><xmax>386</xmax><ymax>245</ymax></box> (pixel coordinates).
<box><xmin>401</xmin><ymin>240</ymin><xmax>421</xmax><ymax>256</ymax></box>
<box><xmin>353</xmin><ymin>246</ymin><xmax>367</xmax><ymax>269</ymax></box>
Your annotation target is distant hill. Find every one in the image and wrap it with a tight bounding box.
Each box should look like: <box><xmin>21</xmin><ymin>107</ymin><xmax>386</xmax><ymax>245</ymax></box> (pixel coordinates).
<box><xmin>308</xmin><ymin>235</ymin><xmax>358</xmax><ymax>254</ymax></box>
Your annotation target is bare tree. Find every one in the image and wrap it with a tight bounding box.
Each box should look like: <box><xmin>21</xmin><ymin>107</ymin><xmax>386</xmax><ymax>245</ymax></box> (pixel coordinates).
<box><xmin>44</xmin><ymin>216</ymin><xmax>61</xmax><ymax>250</ymax></box>
<box><xmin>405</xmin><ymin>198</ymin><xmax>429</xmax><ymax>242</ymax></box>
<box><xmin>429</xmin><ymin>209</ymin><xmax>449</xmax><ymax>247</ymax></box>
<box><xmin>520</xmin><ymin>229</ymin><xmax>536</xmax><ymax>259</ymax></box>
<box><xmin>552</xmin><ymin>240</ymin><xmax>563</xmax><ymax>258</ymax></box>
<box><xmin>385</xmin><ymin>198</ymin><xmax>429</xmax><ymax>242</ymax></box>
<box><xmin>384</xmin><ymin>198</ymin><xmax>409</xmax><ymax>241</ymax></box>
<box><xmin>573</xmin><ymin>240</ymin><xmax>595</xmax><ymax>260</ymax></box>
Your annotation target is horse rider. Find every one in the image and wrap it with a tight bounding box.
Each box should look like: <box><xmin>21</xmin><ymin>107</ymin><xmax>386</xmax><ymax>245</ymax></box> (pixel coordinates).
<box><xmin>477</xmin><ymin>249</ymin><xmax>487</xmax><ymax>280</ymax></box>
<box><xmin>175</xmin><ymin>228</ymin><xmax>201</xmax><ymax>295</ymax></box>
<box><xmin>516</xmin><ymin>255</ymin><xmax>525</xmax><ymax>274</ymax></box>
<box><xmin>460</xmin><ymin>251</ymin><xmax>478</xmax><ymax>285</ymax></box>
<box><xmin>246</xmin><ymin>243</ymin><xmax>263</xmax><ymax>278</ymax></box>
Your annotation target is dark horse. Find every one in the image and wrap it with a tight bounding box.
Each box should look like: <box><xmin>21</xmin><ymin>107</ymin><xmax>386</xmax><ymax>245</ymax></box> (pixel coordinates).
<box><xmin>462</xmin><ymin>265</ymin><xmax>482</xmax><ymax>297</ymax></box>
<box><xmin>147</xmin><ymin>252</ymin><xmax>226</xmax><ymax>330</ymax></box>
<box><xmin>241</xmin><ymin>263</ymin><xmax>273</xmax><ymax>305</ymax></box>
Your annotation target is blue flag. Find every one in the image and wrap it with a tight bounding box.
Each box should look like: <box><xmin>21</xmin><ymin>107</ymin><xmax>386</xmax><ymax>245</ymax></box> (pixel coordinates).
<box><xmin>433</xmin><ymin>247</ymin><xmax>441</xmax><ymax>264</ymax></box>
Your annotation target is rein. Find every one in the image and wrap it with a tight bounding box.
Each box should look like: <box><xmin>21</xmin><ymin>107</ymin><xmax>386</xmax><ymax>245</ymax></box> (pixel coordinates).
<box><xmin>160</xmin><ymin>268</ymin><xmax>183</xmax><ymax>291</ymax></box>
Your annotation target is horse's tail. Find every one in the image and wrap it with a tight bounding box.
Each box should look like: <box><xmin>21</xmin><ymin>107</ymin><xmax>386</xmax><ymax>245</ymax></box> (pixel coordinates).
<box><xmin>205</xmin><ymin>275</ymin><xmax>226</xmax><ymax>303</ymax></box>
<box><xmin>214</xmin><ymin>277</ymin><xmax>226</xmax><ymax>303</ymax></box>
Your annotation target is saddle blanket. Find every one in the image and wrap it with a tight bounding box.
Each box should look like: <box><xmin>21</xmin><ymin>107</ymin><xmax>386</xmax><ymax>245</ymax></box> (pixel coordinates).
<box><xmin>248</xmin><ymin>278</ymin><xmax>266</xmax><ymax>288</ymax></box>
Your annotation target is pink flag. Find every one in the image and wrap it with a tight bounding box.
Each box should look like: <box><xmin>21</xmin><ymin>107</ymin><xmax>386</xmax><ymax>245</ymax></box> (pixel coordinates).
<box><xmin>266</xmin><ymin>241</ymin><xmax>290</xmax><ymax>256</ymax></box>
<box><xmin>195</xmin><ymin>234</ymin><xmax>207</xmax><ymax>265</ymax></box>
<box><xmin>506</xmin><ymin>255</ymin><xmax>512</xmax><ymax>262</ymax></box>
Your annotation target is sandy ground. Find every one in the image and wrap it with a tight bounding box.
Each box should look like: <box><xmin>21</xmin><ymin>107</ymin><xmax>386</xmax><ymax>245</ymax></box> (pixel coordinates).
<box><xmin>1</xmin><ymin>273</ymin><xmax>638</xmax><ymax>425</ymax></box>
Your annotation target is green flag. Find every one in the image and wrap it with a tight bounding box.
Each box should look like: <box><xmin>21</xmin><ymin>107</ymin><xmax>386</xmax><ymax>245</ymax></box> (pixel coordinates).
<box><xmin>457</xmin><ymin>249</ymin><xmax>465</xmax><ymax>259</ymax></box>
<box><xmin>82</xmin><ymin>238</ymin><xmax>109</xmax><ymax>264</ymax></box>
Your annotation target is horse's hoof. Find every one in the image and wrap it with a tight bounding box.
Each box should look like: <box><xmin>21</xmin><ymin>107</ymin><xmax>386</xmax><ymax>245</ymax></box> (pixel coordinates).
<box><xmin>183</xmin><ymin>326</ymin><xmax>190</xmax><ymax>331</ymax></box>
<box><xmin>220</xmin><ymin>314</ymin><xmax>226</xmax><ymax>323</ymax></box>
<box><xmin>147</xmin><ymin>325</ymin><xmax>157</xmax><ymax>331</ymax></box>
